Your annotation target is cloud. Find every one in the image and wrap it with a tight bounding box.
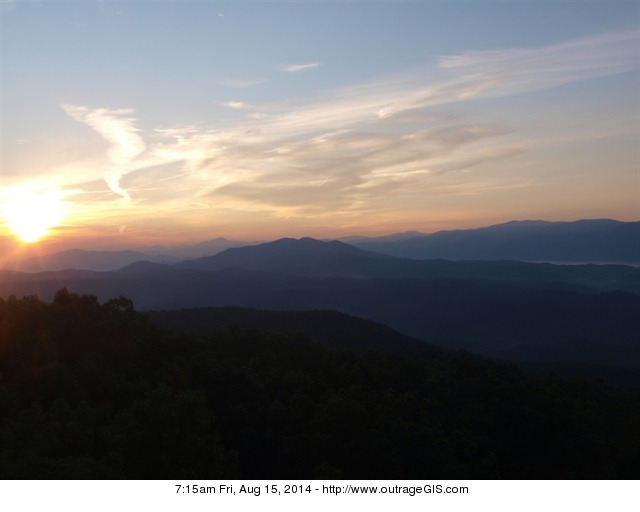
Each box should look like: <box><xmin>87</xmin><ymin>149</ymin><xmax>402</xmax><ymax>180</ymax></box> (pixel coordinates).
<box><xmin>280</xmin><ymin>62</ymin><xmax>321</xmax><ymax>73</ymax></box>
<box><xmin>51</xmin><ymin>29</ymin><xmax>638</xmax><ymax>223</ymax></box>
<box><xmin>222</xmin><ymin>101</ymin><xmax>252</xmax><ymax>110</ymax></box>
<box><xmin>186</xmin><ymin>121</ymin><xmax>519</xmax><ymax>218</ymax></box>
<box><xmin>437</xmin><ymin>29</ymin><xmax>639</xmax><ymax>100</ymax></box>
<box><xmin>132</xmin><ymin>30</ymin><xmax>636</xmax><ymax>217</ymax></box>
<box><xmin>61</xmin><ymin>104</ymin><xmax>146</xmax><ymax>164</ymax></box>
<box><xmin>61</xmin><ymin>103</ymin><xmax>146</xmax><ymax>201</ymax></box>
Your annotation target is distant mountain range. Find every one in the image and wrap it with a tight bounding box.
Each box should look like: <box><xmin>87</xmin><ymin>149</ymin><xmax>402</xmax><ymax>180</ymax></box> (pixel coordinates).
<box><xmin>2</xmin><ymin>218</ymin><xmax>638</xmax><ymax>384</ymax></box>
<box><xmin>1</xmin><ymin>238</ymin><xmax>255</xmax><ymax>272</ymax></box>
<box><xmin>170</xmin><ymin>236</ymin><xmax>638</xmax><ymax>289</ymax></box>
<box><xmin>352</xmin><ymin>219</ymin><xmax>640</xmax><ymax>263</ymax></box>
<box><xmin>1</xmin><ymin>219</ymin><xmax>637</xmax><ymax>272</ymax></box>
<box><xmin>2</xmin><ymin>234</ymin><xmax>639</xmax><ymax>383</ymax></box>
<box><xmin>1</xmin><ymin>249</ymin><xmax>178</xmax><ymax>273</ymax></box>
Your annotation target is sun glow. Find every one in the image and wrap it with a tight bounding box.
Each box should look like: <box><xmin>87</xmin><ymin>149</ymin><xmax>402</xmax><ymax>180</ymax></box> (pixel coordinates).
<box><xmin>4</xmin><ymin>189</ymin><xmax>67</xmax><ymax>243</ymax></box>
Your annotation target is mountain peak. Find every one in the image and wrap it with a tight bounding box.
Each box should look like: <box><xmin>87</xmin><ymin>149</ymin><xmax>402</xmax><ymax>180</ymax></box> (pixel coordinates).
<box><xmin>176</xmin><ymin>236</ymin><xmax>389</xmax><ymax>276</ymax></box>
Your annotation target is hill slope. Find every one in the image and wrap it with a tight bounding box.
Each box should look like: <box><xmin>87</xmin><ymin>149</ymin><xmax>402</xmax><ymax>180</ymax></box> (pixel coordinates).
<box><xmin>0</xmin><ymin>291</ymin><xmax>638</xmax><ymax>479</ymax></box>
<box><xmin>147</xmin><ymin>307</ymin><xmax>442</xmax><ymax>355</ymax></box>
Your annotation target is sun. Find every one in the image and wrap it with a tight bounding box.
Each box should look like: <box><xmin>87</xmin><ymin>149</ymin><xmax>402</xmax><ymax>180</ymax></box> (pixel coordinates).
<box><xmin>4</xmin><ymin>189</ymin><xmax>66</xmax><ymax>243</ymax></box>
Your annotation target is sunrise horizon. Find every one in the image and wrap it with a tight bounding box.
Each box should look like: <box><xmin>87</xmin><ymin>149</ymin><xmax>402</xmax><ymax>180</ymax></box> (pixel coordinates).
<box><xmin>1</xmin><ymin>216</ymin><xmax>637</xmax><ymax>271</ymax></box>
<box><xmin>2</xmin><ymin>1</ymin><xmax>638</xmax><ymax>252</ymax></box>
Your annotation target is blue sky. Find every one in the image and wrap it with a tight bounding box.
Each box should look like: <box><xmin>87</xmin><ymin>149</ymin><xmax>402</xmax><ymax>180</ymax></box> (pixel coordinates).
<box><xmin>1</xmin><ymin>1</ymin><xmax>638</xmax><ymax>248</ymax></box>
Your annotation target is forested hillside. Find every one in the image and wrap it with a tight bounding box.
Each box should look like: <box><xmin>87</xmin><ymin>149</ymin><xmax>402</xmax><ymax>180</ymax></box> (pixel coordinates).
<box><xmin>1</xmin><ymin>290</ymin><xmax>638</xmax><ymax>479</ymax></box>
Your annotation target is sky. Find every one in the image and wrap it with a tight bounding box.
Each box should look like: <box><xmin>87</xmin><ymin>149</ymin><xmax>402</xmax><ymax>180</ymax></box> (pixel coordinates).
<box><xmin>1</xmin><ymin>0</ymin><xmax>639</xmax><ymax>250</ymax></box>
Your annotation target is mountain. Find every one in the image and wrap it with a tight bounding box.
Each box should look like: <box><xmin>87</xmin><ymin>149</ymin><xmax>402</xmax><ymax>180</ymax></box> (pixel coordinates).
<box><xmin>138</xmin><ymin>237</ymin><xmax>260</xmax><ymax>260</ymax></box>
<box><xmin>0</xmin><ymin>238</ymin><xmax>259</xmax><ymax>272</ymax></box>
<box><xmin>147</xmin><ymin>307</ymin><xmax>442</xmax><ymax>355</ymax></box>
<box><xmin>2</xmin><ymin>257</ymin><xmax>639</xmax><ymax>379</ymax></box>
<box><xmin>175</xmin><ymin>237</ymin><xmax>639</xmax><ymax>290</ymax></box>
<box><xmin>1</xmin><ymin>249</ymin><xmax>179</xmax><ymax>272</ymax></box>
<box><xmin>2</xmin><ymin>236</ymin><xmax>639</xmax><ymax>381</ymax></box>
<box><xmin>353</xmin><ymin>219</ymin><xmax>640</xmax><ymax>263</ymax></box>
<box><xmin>3</xmin><ymin>218</ymin><xmax>636</xmax><ymax>272</ymax></box>
<box><xmin>175</xmin><ymin>237</ymin><xmax>396</xmax><ymax>277</ymax></box>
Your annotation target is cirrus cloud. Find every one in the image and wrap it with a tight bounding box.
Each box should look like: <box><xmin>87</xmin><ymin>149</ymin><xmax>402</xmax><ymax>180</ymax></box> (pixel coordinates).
<box><xmin>55</xmin><ymin>29</ymin><xmax>638</xmax><ymax>224</ymax></box>
<box><xmin>280</xmin><ymin>61</ymin><xmax>322</xmax><ymax>73</ymax></box>
<box><xmin>61</xmin><ymin>103</ymin><xmax>146</xmax><ymax>201</ymax></box>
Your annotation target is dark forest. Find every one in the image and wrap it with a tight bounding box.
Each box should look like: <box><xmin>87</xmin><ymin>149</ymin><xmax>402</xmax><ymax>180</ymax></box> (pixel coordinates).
<box><xmin>1</xmin><ymin>289</ymin><xmax>637</xmax><ymax>479</ymax></box>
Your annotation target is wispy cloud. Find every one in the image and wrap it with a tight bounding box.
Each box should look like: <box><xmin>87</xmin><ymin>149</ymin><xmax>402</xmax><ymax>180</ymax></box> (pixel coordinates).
<box><xmin>61</xmin><ymin>104</ymin><xmax>146</xmax><ymax>201</ymax></box>
<box><xmin>52</xmin><ymin>30</ymin><xmax>638</xmax><ymax>225</ymax></box>
<box><xmin>222</xmin><ymin>101</ymin><xmax>252</xmax><ymax>110</ymax></box>
<box><xmin>280</xmin><ymin>62</ymin><xmax>321</xmax><ymax>73</ymax></box>
<box><xmin>437</xmin><ymin>29</ymin><xmax>639</xmax><ymax>98</ymax></box>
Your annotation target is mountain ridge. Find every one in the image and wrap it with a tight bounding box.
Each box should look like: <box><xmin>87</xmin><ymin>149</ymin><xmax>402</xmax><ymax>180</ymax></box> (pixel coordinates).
<box><xmin>175</xmin><ymin>236</ymin><xmax>395</xmax><ymax>277</ymax></box>
<box><xmin>2</xmin><ymin>250</ymin><xmax>639</xmax><ymax>381</ymax></box>
<box><xmin>2</xmin><ymin>219</ymin><xmax>636</xmax><ymax>272</ymax></box>
<box><xmin>353</xmin><ymin>219</ymin><xmax>640</xmax><ymax>263</ymax></box>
